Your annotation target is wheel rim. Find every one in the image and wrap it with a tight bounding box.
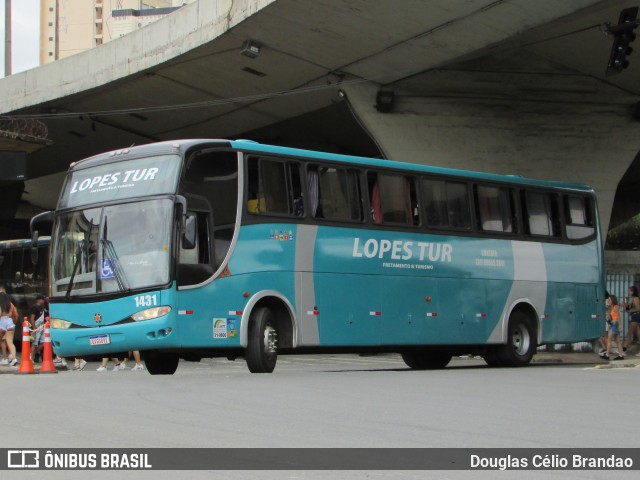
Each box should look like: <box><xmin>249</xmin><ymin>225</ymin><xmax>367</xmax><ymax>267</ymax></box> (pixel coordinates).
<box><xmin>263</xmin><ymin>324</ymin><xmax>277</xmax><ymax>354</ymax></box>
<box><xmin>512</xmin><ymin>323</ymin><xmax>530</xmax><ymax>356</ymax></box>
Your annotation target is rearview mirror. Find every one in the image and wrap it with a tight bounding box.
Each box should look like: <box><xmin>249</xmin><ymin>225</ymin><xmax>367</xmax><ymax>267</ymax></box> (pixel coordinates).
<box><xmin>183</xmin><ymin>214</ymin><xmax>197</xmax><ymax>250</ymax></box>
<box><xmin>31</xmin><ymin>229</ymin><xmax>40</xmax><ymax>265</ymax></box>
<box><xmin>175</xmin><ymin>195</ymin><xmax>196</xmax><ymax>250</ymax></box>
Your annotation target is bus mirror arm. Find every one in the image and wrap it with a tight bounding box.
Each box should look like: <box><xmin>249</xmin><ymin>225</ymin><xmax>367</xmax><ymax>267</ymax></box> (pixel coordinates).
<box><xmin>176</xmin><ymin>195</ymin><xmax>196</xmax><ymax>250</ymax></box>
<box><xmin>29</xmin><ymin>211</ymin><xmax>53</xmax><ymax>265</ymax></box>
<box><xmin>30</xmin><ymin>211</ymin><xmax>53</xmax><ymax>237</ymax></box>
<box><xmin>176</xmin><ymin>195</ymin><xmax>187</xmax><ymax>218</ymax></box>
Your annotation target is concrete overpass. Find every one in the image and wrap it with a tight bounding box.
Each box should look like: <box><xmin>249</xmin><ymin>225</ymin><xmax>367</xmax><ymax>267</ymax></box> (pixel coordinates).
<box><xmin>1</xmin><ymin>0</ymin><xmax>639</xmax><ymax>265</ymax></box>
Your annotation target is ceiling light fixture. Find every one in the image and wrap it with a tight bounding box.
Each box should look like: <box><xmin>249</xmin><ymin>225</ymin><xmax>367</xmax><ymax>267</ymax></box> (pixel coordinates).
<box><xmin>240</xmin><ymin>40</ymin><xmax>262</xmax><ymax>59</ymax></box>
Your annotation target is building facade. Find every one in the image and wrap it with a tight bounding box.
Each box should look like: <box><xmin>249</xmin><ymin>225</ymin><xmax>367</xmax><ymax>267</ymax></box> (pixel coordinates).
<box><xmin>39</xmin><ymin>0</ymin><xmax>194</xmax><ymax>64</ymax></box>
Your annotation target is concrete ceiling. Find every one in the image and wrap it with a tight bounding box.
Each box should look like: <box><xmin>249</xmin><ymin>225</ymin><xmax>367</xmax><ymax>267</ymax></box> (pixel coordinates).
<box><xmin>1</xmin><ymin>0</ymin><xmax>639</xmax><ymax>213</ymax></box>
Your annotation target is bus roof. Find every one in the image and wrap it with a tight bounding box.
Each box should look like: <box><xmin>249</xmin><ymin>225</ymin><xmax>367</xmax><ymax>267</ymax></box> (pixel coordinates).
<box><xmin>229</xmin><ymin>140</ymin><xmax>594</xmax><ymax>193</ymax></box>
<box><xmin>68</xmin><ymin>139</ymin><xmax>593</xmax><ymax>194</ymax></box>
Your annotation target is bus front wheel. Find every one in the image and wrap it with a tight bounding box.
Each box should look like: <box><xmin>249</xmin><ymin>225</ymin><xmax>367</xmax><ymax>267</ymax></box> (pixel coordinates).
<box><xmin>401</xmin><ymin>350</ymin><xmax>452</xmax><ymax>370</ymax></box>
<box><xmin>144</xmin><ymin>351</ymin><xmax>179</xmax><ymax>375</ymax></box>
<box><xmin>246</xmin><ymin>307</ymin><xmax>278</xmax><ymax>373</ymax></box>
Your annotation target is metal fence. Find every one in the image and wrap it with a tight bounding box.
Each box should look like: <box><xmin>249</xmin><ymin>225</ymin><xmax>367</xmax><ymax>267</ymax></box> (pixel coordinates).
<box><xmin>607</xmin><ymin>273</ymin><xmax>637</xmax><ymax>344</ymax></box>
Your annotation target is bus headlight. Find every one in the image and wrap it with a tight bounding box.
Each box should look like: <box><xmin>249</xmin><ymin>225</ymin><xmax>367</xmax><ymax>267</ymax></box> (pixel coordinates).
<box><xmin>131</xmin><ymin>306</ymin><xmax>172</xmax><ymax>322</ymax></box>
<box><xmin>50</xmin><ymin>318</ymin><xmax>72</xmax><ymax>329</ymax></box>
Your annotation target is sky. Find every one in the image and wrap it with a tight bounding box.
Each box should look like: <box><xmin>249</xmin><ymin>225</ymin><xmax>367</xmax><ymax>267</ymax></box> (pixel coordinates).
<box><xmin>0</xmin><ymin>0</ymin><xmax>40</xmax><ymax>78</ymax></box>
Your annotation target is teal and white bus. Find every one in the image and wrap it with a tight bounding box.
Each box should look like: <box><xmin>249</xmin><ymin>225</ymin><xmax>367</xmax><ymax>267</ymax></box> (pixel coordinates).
<box><xmin>31</xmin><ymin>139</ymin><xmax>604</xmax><ymax>374</ymax></box>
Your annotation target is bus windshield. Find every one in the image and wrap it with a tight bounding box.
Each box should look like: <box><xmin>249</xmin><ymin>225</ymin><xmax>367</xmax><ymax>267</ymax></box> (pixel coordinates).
<box><xmin>51</xmin><ymin>199</ymin><xmax>173</xmax><ymax>297</ymax></box>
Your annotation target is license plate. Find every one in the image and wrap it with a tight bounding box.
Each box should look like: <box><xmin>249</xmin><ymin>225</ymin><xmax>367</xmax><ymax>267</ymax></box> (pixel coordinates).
<box><xmin>89</xmin><ymin>334</ymin><xmax>110</xmax><ymax>346</ymax></box>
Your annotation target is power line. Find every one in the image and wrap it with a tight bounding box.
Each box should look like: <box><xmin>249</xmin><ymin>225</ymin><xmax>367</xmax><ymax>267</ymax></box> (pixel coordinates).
<box><xmin>1</xmin><ymin>75</ymin><xmax>376</xmax><ymax>121</ymax></box>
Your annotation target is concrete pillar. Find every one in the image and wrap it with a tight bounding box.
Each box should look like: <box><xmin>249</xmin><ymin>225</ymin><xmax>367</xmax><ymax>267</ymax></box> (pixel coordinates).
<box><xmin>342</xmin><ymin>54</ymin><xmax>640</xmax><ymax>237</ymax></box>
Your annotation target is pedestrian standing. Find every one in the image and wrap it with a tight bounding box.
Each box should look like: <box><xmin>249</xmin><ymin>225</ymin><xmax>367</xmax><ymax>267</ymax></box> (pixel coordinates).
<box><xmin>602</xmin><ymin>294</ymin><xmax>624</xmax><ymax>360</ymax></box>
<box><xmin>623</xmin><ymin>285</ymin><xmax>640</xmax><ymax>354</ymax></box>
<box><xmin>0</xmin><ymin>292</ymin><xmax>18</xmax><ymax>366</ymax></box>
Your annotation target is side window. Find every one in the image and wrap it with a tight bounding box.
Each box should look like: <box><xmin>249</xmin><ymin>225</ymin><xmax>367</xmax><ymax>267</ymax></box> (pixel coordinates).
<box><xmin>522</xmin><ymin>191</ymin><xmax>560</xmax><ymax>238</ymax></box>
<box><xmin>13</xmin><ymin>247</ymin><xmax>25</xmax><ymax>285</ymax></box>
<box><xmin>0</xmin><ymin>250</ymin><xmax>11</xmax><ymax>287</ymax></box>
<box><xmin>423</xmin><ymin>179</ymin><xmax>471</xmax><ymax>230</ymax></box>
<box><xmin>475</xmin><ymin>185</ymin><xmax>516</xmax><ymax>233</ymax></box>
<box><xmin>177</xmin><ymin>211</ymin><xmax>214</xmax><ymax>287</ymax></box>
<box><xmin>368</xmin><ymin>172</ymin><xmax>419</xmax><ymax>226</ymax></box>
<box><xmin>36</xmin><ymin>246</ymin><xmax>49</xmax><ymax>283</ymax></box>
<box><xmin>308</xmin><ymin>165</ymin><xmax>362</xmax><ymax>221</ymax></box>
<box><xmin>247</xmin><ymin>157</ymin><xmax>302</xmax><ymax>217</ymax></box>
<box><xmin>21</xmin><ymin>248</ymin><xmax>35</xmax><ymax>290</ymax></box>
<box><xmin>564</xmin><ymin>195</ymin><xmax>595</xmax><ymax>240</ymax></box>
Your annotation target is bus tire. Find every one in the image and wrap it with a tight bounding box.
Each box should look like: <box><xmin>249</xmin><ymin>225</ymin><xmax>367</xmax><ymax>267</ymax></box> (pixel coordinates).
<box><xmin>144</xmin><ymin>351</ymin><xmax>179</xmax><ymax>375</ymax></box>
<box><xmin>401</xmin><ymin>350</ymin><xmax>452</xmax><ymax>370</ymax></box>
<box><xmin>246</xmin><ymin>307</ymin><xmax>278</xmax><ymax>373</ymax></box>
<box><xmin>495</xmin><ymin>311</ymin><xmax>537</xmax><ymax>367</ymax></box>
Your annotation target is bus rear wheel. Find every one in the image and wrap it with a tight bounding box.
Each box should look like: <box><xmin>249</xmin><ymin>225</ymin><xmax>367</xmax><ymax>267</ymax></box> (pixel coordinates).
<box><xmin>401</xmin><ymin>350</ymin><xmax>452</xmax><ymax>370</ymax></box>
<box><xmin>246</xmin><ymin>307</ymin><xmax>278</xmax><ymax>373</ymax></box>
<box><xmin>144</xmin><ymin>351</ymin><xmax>179</xmax><ymax>375</ymax></box>
<box><xmin>492</xmin><ymin>312</ymin><xmax>537</xmax><ymax>367</ymax></box>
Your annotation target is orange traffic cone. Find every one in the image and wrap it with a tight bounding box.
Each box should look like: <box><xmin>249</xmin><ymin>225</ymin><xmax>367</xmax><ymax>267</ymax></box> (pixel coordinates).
<box><xmin>16</xmin><ymin>318</ymin><xmax>37</xmax><ymax>374</ymax></box>
<box><xmin>39</xmin><ymin>319</ymin><xmax>57</xmax><ymax>374</ymax></box>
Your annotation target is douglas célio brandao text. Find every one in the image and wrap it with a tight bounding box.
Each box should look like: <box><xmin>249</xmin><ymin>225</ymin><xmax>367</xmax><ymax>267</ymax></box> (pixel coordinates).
<box><xmin>470</xmin><ymin>454</ymin><xmax>634</xmax><ymax>470</ymax></box>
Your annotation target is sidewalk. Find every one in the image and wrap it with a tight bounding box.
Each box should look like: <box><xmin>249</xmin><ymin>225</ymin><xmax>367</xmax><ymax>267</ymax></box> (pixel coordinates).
<box><xmin>533</xmin><ymin>349</ymin><xmax>640</xmax><ymax>368</ymax></box>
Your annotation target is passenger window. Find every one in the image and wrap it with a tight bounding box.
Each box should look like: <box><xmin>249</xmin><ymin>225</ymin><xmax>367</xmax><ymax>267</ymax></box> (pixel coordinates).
<box><xmin>308</xmin><ymin>165</ymin><xmax>362</xmax><ymax>221</ymax></box>
<box><xmin>564</xmin><ymin>195</ymin><xmax>595</xmax><ymax>240</ymax></box>
<box><xmin>476</xmin><ymin>185</ymin><xmax>516</xmax><ymax>233</ymax></box>
<box><xmin>247</xmin><ymin>157</ymin><xmax>302</xmax><ymax>217</ymax></box>
<box><xmin>0</xmin><ymin>250</ymin><xmax>11</xmax><ymax>286</ymax></box>
<box><xmin>423</xmin><ymin>179</ymin><xmax>471</xmax><ymax>230</ymax></box>
<box><xmin>523</xmin><ymin>191</ymin><xmax>560</xmax><ymax>237</ymax></box>
<box><xmin>368</xmin><ymin>173</ymin><xmax>419</xmax><ymax>226</ymax></box>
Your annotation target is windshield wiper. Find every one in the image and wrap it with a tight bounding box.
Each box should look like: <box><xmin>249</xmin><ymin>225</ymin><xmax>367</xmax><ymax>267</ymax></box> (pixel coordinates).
<box><xmin>66</xmin><ymin>222</ymin><xmax>95</xmax><ymax>300</ymax></box>
<box><xmin>101</xmin><ymin>216</ymin><xmax>130</xmax><ymax>294</ymax></box>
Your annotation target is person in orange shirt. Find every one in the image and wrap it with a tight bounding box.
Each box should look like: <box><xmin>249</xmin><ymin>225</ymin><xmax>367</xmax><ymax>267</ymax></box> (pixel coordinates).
<box><xmin>603</xmin><ymin>293</ymin><xmax>624</xmax><ymax>361</ymax></box>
